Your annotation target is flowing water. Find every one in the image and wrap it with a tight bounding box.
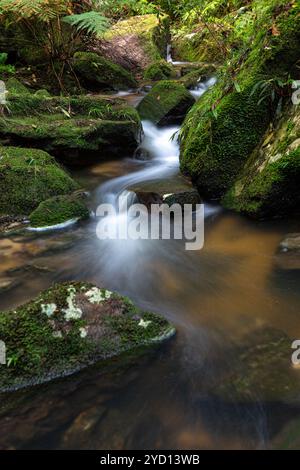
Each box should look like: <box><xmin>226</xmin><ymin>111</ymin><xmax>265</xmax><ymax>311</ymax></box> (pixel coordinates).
<box><xmin>0</xmin><ymin>80</ymin><xmax>300</xmax><ymax>450</ymax></box>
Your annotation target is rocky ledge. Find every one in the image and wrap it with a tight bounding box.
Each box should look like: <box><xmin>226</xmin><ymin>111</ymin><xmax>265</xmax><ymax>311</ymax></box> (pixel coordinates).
<box><xmin>0</xmin><ymin>81</ymin><xmax>142</xmax><ymax>167</ymax></box>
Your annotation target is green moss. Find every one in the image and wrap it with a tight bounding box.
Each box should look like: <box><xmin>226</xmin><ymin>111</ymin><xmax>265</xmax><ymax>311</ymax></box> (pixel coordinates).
<box><xmin>29</xmin><ymin>194</ymin><xmax>89</xmax><ymax>228</ymax></box>
<box><xmin>104</xmin><ymin>14</ymin><xmax>170</xmax><ymax>67</ymax></box>
<box><xmin>18</xmin><ymin>45</ymin><xmax>48</xmax><ymax>66</ymax></box>
<box><xmin>181</xmin><ymin>79</ymin><xmax>272</xmax><ymax>198</ymax></box>
<box><xmin>137</xmin><ymin>80</ymin><xmax>195</xmax><ymax>125</ymax></box>
<box><xmin>0</xmin><ymin>282</ymin><xmax>175</xmax><ymax>391</ymax></box>
<box><xmin>73</xmin><ymin>52</ymin><xmax>137</xmax><ymax>90</ymax></box>
<box><xmin>0</xmin><ymin>147</ymin><xmax>79</xmax><ymax>216</ymax></box>
<box><xmin>180</xmin><ymin>1</ymin><xmax>300</xmax><ymax>200</ymax></box>
<box><xmin>214</xmin><ymin>327</ymin><xmax>300</xmax><ymax>402</ymax></box>
<box><xmin>34</xmin><ymin>89</ymin><xmax>51</xmax><ymax>98</ymax></box>
<box><xmin>223</xmin><ymin>143</ymin><xmax>300</xmax><ymax>218</ymax></box>
<box><xmin>0</xmin><ymin>94</ymin><xmax>142</xmax><ymax>164</ymax></box>
<box><xmin>143</xmin><ymin>60</ymin><xmax>175</xmax><ymax>81</ymax></box>
<box><xmin>6</xmin><ymin>77</ymin><xmax>31</xmax><ymax>95</ymax></box>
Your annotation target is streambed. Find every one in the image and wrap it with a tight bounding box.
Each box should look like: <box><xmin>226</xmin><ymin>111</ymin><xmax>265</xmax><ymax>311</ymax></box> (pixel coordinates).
<box><xmin>0</xmin><ymin>85</ymin><xmax>299</xmax><ymax>450</ymax></box>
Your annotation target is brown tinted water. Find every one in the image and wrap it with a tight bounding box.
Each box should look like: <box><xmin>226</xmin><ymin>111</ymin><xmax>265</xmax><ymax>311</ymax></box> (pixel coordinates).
<box><xmin>0</xmin><ymin>91</ymin><xmax>299</xmax><ymax>449</ymax></box>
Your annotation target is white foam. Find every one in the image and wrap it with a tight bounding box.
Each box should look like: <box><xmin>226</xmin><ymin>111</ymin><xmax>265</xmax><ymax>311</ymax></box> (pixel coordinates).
<box><xmin>27</xmin><ymin>218</ymin><xmax>79</xmax><ymax>232</ymax></box>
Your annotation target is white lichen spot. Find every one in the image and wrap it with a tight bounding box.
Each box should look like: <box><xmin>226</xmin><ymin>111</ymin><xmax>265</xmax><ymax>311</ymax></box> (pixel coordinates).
<box><xmin>138</xmin><ymin>319</ymin><xmax>152</xmax><ymax>328</ymax></box>
<box><xmin>53</xmin><ymin>331</ymin><xmax>63</xmax><ymax>339</ymax></box>
<box><xmin>41</xmin><ymin>303</ymin><xmax>57</xmax><ymax>317</ymax></box>
<box><xmin>79</xmin><ymin>327</ymin><xmax>87</xmax><ymax>338</ymax></box>
<box><xmin>62</xmin><ymin>287</ymin><xmax>82</xmax><ymax>320</ymax></box>
<box><xmin>85</xmin><ymin>287</ymin><xmax>112</xmax><ymax>304</ymax></box>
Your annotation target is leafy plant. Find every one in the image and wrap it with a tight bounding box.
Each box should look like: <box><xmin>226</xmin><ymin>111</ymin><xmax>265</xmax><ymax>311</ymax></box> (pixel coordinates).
<box><xmin>62</xmin><ymin>10</ymin><xmax>110</xmax><ymax>36</ymax></box>
<box><xmin>250</xmin><ymin>77</ymin><xmax>293</xmax><ymax>105</ymax></box>
<box><xmin>0</xmin><ymin>0</ymin><xmax>110</xmax><ymax>90</ymax></box>
<box><xmin>0</xmin><ymin>52</ymin><xmax>15</xmax><ymax>74</ymax></box>
<box><xmin>0</xmin><ymin>52</ymin><xmax>8</xmax><ymax>65</ymax></box>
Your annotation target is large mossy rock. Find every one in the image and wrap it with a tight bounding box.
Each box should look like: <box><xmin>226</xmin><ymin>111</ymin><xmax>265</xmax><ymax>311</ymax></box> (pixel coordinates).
<box><xmin>137</xmin><ymin>81</ymin><xmax>195</xmax><ymax>126</ymax></box>
<box><xmin>223</xmin><ymin>104</ymin><xmax>300</xmax><ymax>218</ymax></box>
<box><xmin>180</xmin><ymin>2</ymin><xmax>300</xmax><ymax>200</ymax></box>
<box><xmin>0</xmin><ymin>282</ymin><xmax>175</xmax><ymax>392</ymax></box>
<box><xmin>171</xmin><ymin>20</ymin><xmax>232</xmax><ymax>64</ymax></box>
<box><xmin>73</xmin><ymin>52</ymin><xmax>137</xmax><ymax>91</ymax></box>
<box><xmin>29</xmin><ymin>193</ymin><xmax>90</xmax><ymax>229</ymax></box>
<box><xmin>98</xmin><ymin>14</ymin><xmax>170</xmax><ymax>71</ymax></box>
<box><xmin>0</xmin><ymin>147</ymin><xmax>79</xmax><ymax>217</ymax></box>
<box><xmin>0</xmin><ymin>90</ymin><xmax>142</xmax><ymax>166</ymax></box>
<box><xmin>143</xmin><ymin>59</ymin><xmax>176</xmax><ymax>81</ymax></box>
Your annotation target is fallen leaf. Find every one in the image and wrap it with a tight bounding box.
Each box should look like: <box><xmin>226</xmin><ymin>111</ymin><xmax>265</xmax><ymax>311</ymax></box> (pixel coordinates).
<box><xmin>272</xmin><ymin>24</ymin><xmax>280</xmax><ymax>36</ymax></box>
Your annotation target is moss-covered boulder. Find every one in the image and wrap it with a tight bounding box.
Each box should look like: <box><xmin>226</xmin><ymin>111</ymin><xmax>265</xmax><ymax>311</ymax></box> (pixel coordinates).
<box><xmin>5</xmin><ymin>77</ymin><xmax>31</xmax><ymax>95</ymax></box>
<box><xmin>180</xmin><ymin>1</ymin><xmax>300</xmax><ymax>200</ymax></box>
<box><xmin>143</xmin><ymin>60</ymin><xmax>176</xmax><ymax>81</ymax></box>
<box><xmin>137</xmin><ymin>81</ymin><xmax>195</xmax><ymax>126</ymax></box>
<box><xmin>0</xmin><ymin>282</ymin><xmax>176</xmax><ymax>392</ymax></box>
<box><xmin>0</xmin><ymin>92</ymin><xmax>142</xmax><ymax>166</ymax></box>
<box><xmin>180</xmin><ymin>82</ymin><xmax>273</xmax><ymax>198</ymax></box>
<box><xmin>223</xmin><ymin>104</ymin><xmax>300</xmax><ymax>218</ymax></box>
<box><xmin>73</xmin><ymin>52</ymin><xmax>137</xmax><ymax>91</ymax></box>
<box><xmin>171</xmin><ymin>19</ymin><xmax>231</xmax><ymax>64</ymax></box>
<box><xmin>213</xmin><ymin>327</ymin><xmax>300</xmax><ymax>403</ymax></box>
<box><xmin>98</xmin><ymin>14</ymin><xmax>170</xmax><ymax>71</ymax></box>
<box><xmin>29</xmin><ymin>193</ymin><xmax>90</xmax><ymax>228</ymax></box>
<box><xmin>0</xmin><ymin>147</ymin><xmax>79</xmax><ymax>216</ymax></box>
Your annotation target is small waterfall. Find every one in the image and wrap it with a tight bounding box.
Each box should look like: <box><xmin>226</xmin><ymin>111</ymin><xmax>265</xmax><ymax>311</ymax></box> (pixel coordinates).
<box><xmin>191</xmin><ymin>76</ymin><xmax>217</xmax><ymax>100</ymax></box>
<box><xmin>97</xmin><ymin>121</ymin><xmax>180</xmax><ymax>209</ymax></box>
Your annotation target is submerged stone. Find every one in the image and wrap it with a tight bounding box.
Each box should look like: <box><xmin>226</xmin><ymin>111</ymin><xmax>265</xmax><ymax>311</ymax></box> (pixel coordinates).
<box><xmin>274</xmin><ymin>233</ymin><xmax>300</xmax><ymax>271</ymax></box>
<box><xmin>0</xmin><ymin>282</ymin><xmax>175</xmax><ymax>392</ymax></box>
<box><xmin>213</xmin><ymin>327</ymin><xmax>300</xmax><ymax>403</ymax></box>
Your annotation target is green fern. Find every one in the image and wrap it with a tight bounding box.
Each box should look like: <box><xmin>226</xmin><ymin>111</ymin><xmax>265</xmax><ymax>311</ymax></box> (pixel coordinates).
<box><xmin>62</xmin><ymin>11</ymin><xmax>110</xmax><ymax>36</ymax></box>
<box><xmin>0</xmin><ymin>0</ymin><xmax>69</xmax><ymax>22</ymax></box>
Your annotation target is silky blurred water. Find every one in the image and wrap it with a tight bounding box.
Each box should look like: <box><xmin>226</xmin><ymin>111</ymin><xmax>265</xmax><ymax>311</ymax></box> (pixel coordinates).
<box><xmin>0</xmin><ymin>83</ymin><xmax>299</xmax><ymax>450</ymax></box>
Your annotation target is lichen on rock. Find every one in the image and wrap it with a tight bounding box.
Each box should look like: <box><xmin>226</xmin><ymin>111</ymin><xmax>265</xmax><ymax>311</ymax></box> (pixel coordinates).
<box><xmin>0</xmin><ymin>282</ymin><xmax>175</xmax><ymax>392</ymax></box>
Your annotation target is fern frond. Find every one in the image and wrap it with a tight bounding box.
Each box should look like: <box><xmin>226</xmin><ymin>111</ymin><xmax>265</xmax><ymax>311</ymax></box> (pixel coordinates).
<box><xmin>0</xmin><ymin>0</ymin><xmax>70</xmax><ymax>22</ymax></box>
<box><xmin>62</xmin><ymin>11</ymin><xmax>110</xmax><ymax>36</ymax></box>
